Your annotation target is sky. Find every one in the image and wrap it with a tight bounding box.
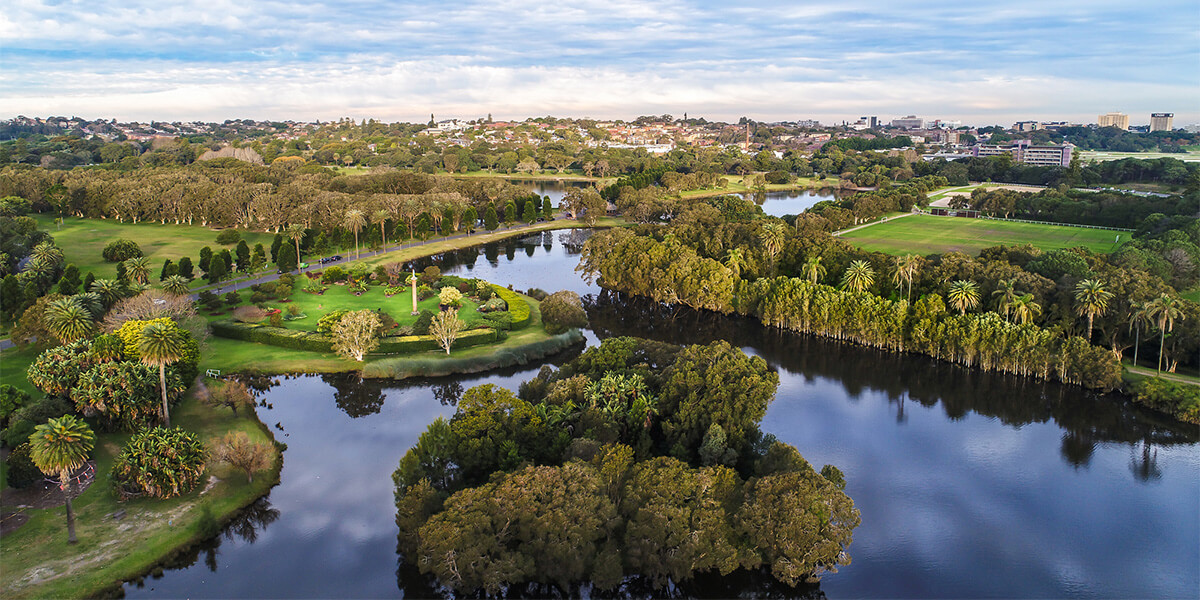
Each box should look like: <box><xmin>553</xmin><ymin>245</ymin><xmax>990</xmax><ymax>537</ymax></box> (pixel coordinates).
<box><xmin>1</xmin><ymin>0</ymin><xmax>1197</xmax><ymax>126</ymax></box>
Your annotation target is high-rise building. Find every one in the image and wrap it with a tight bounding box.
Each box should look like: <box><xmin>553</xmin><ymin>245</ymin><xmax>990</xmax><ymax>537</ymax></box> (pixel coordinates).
<box><xmin>1150</xmin><ymin>113</ymin><xmax>1174</xmax><ymax>132</ymax></box>
<box><xmin>1013</xmin><ymin>121</ymin><xmax>1041</xmax><ymax>132</ymax></box>
<box><xmin>891</xmin><ymin>115</ymin><xmax>924</xmax><ymax>129</ymax></box>
<box><xmin>1097</xmin><ymin>112</ymin><xmax>1129</xmax><ymax>130</ymax></box>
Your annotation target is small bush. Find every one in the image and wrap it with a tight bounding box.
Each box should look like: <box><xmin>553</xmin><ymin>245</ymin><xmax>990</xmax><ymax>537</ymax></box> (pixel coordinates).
<box><xmin>111</xmin><ymin>427</ymin><xmax>208</xmax><ymax>499</ymax></box>
<box><xmin>481</xmin><ymin>311</ymin><xmax>512</xmax><ymax>330</ymax></box>
<box><xmin>224</xmin><ymin>291</ymin><xmax>242</xmax><ymax>307</ymax></box>
<box><xmin>417</xmin><ymin>285</ymin><xmax>435</xmax><ymax>301</ymax></box>
<box><xmin>321</xmin><ymin>266</ymin><xmax>347</xmax><ymax>283</ymax></box>
<box><xmin>215</xmin><ymin>229</ymin><xmax>241</xmax><ymax>245</ymax></box>
<box><xmin>478</xmin><ymin>297</ymin><xmax>508</xmax><ymax>313</ymax></box>
<box><xmin>316</xmin><ymin>310</ymin><xmax>348</xmax><ymax>335</ymax></box>
<box><xmin>250</xmin><ymin>291</ymin><xmax>269</xmax><ymax>304</ymax></box>
<box><xmin>269</xmin><ymin>312</ymin><xmax>283</xmax><ymax>327</ymax></box>
<box><xmin>419</xmin><ymin>266</ymin><xmax>441</xmax><ymax>285</ymax></box>
<box><xmin>412</xmin><ymin>310</ymin><xmax>435</xmax><ymax>335</ymax></box>
<box><xmin>526</xmin><ymin>288</ymin><xmax>549</xmax><ymax>301</ymax></box>
<box><xmin>475</xmin><ymin>280</ymin><xmax>494</xmax><ymax>300</ymax></box>
<box><xmin>1127</xmin><ymin>377</ymin><xmax>1200</xmax><ymax>425</ymax></box>
<box><xmin>4</xmin><ymin>443</ymin><xmax>42</xmax><ymax>489</ymax></box>
<box><xmin>102</xmin><ymin>239</ymin><xmax>143</xmax><ymax>263</ymax></box>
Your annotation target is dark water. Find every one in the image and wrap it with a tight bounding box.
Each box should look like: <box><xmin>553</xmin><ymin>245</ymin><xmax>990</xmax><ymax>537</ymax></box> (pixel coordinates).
<box><xmin>125</xmin><ymin>232</ymin><xmax>1200</xmax><ymax>599</ymax></box>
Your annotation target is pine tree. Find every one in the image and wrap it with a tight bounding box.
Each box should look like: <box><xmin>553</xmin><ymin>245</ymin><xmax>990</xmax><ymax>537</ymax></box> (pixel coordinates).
<box><xmin>484</xmin><ymin>203</ymin><xmax>499</xmax><ymax>231</ymax></box>
<box><xmin>198</xmin><ymin>246</ymin><xmax>213</xmax><ymax>273</ymax></box>
<box><xmin>56</xmin><ymin>264</ymin><xmax>81</xmax><ymax>295</ymax></box>
<box><xmin>207</xmin><ymin>255</ymin><xmax>227</xmax><ymax>285</ymax></box>
<box><xmin>236</xmin><ymin>241</ymin><xmax>250</xmax><ymax>270</ymax></box>
<box><xmin>177</xmin><ymin>257</ymin><xmax>194</xmax><ymax>280</ymax></box>
<box><xmin>276</xmin><ymin>240</ymin><xmax>298</xmax><ymax>273</ymax></box>
<box><xmin>270</xmin><ymin>234</ymin><xmax>283</xmax><ymax>263</ymax></box>
<box><xmin>159</xmin><ymin>258</ymin><xmax>175</xmax><ymax>281</ymax></box>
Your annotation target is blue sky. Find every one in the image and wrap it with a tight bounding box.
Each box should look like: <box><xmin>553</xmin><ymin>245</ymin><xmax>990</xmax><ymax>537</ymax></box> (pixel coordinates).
<box><xmin>2</xmin><ymin>0</ymin><xmax>1196</xmax><ymax>125</ymax></box>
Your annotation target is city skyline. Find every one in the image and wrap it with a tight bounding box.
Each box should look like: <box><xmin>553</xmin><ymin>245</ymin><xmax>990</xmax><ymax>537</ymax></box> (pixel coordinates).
<box><xmin>2</xmin><ymin>0</ymin><xmax>1196</xmax><ymax>125</ymax></box>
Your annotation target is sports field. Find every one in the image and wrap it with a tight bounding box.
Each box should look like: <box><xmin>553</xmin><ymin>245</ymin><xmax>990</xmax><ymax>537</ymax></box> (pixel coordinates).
<box><xmin>841</xmin><ymin>214</ymin><xmax>1125</xmax><ymax>256</ymax></box>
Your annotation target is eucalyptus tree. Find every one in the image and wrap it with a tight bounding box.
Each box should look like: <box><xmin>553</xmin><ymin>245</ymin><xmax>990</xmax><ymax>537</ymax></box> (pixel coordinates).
<box><xmin>29</xmin><ymin>415</ymin><xmax>95</xmax><ymax>544</ymax></box>
<box><xmin>1074</xmin><ymin>279</ymin><xmax>1114</xmax><ymax>342</ymax></box>
<box><xmin>138</xmin><ymin>320</ymin><xmax>187</xmax><ymax>428</ymax></box>
<box><xmin>946</xmin><ymin>280</ymin><xmax>980</xmax><ymax>315</ymax></box>
<box><xmin>839</xmin><ymin>260</ymin><xmax>875</xmax><ymax>294</ymax></box>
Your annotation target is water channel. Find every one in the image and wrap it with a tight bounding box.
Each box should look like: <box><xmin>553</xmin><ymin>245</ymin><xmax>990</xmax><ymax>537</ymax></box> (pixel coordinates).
<box><xmin>125</xmin><ymin>231</ymin><xmax>1200</xmax><ymax>599</ymax></box>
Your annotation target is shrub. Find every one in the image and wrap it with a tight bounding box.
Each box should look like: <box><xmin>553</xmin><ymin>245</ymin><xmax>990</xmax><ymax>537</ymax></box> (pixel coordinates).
<box><xmin>111</xmin><ymin>427</ymin><xmax>208</xmax><ymax>499</ymax></box>
<box><xmin>412</xmin><ymin>309</ymin><xmax>435</xmax><ymax>335</ymax></box>
<box><xmin>316</xmin><ymin>309</ymin><xmax>348</xmax><ymax>335</ymax></box>
<box><xmin>73</xmin><ymin>361</ymin><xmax>184</xmax><ymax>432</ymax></box>
<box><xmin>269</xmin><ymin>312</ymin><xmax>284</xmax><ymax>327</ymax></box>
<box><xmin>526</xmin><ymin>288</ymin><xmax>549</xmax><ymax>301</ymax></box>
<box><xmin>1126</xmin><ymin>377</ymin><xmax>1200</xmax><ymax>425</ymax></box>
<box><xmin>478</xmin><ymin>297</ymin><xmax>508</xmax><ymax>313</ymax></box>
<box><xmin>321</xmin><ymin>266</ymin><xmax>348</xmax><ymax>283</ymax></box>
<box><xmin>232</xmin><ymin>305</ymin><xmax>268</xmax><ymax>323</ymax></box>
<box><xmin>214</xmin><ymin>431</ymin><xmax>273</xmax><ymax>483</ymax></box>
<box><xmin>348</xmin><ymin>280</ymin><xmax>369</xmax><ymax>295</ymax></box>
<box><xmin>491</xmin><ymin>285</ymin><xmax>532</xmax><ymax>329</ymax></box>
<box><xmin>475</xmin><ymin>280</ymin><xmax>494</xmax><ymax>300</ymax></box>
<box><xmin>2</xmin><ymin>396</ymin><xmax>75</xmax><ymax>447</ymax></box>
<box><xmin>419</xmin><ymin>266</ymin><xmax>441</xmax><ymax>285</ymax></box>
<box><xmin>102</xmin><ymin>239</ymin><xmax>143</xmax><ymax>263</ymax></box>
<box><xmin>27</xmin><ymin>339</ymin><xmax>96</xmax><ymax>397</ymax></box>
<box><xmin>384</xmin><ymin>285</ymin><xmax>405</xmax><ymax>296</ymax></box>
<box><xmin>224</xmin><ymin>291</ymin><xmax>242</xmax><ymax>307</ymax></box>
<box><xmin>0</xmin><ymin>384</ymin><xmax>32</xmax><ymax>428</ymax></box>
<box><xmin>439</xmin><ymin>287</ymin><xmax>463</xmax><ymax>308</ymax></box>
<box><xmin>276</xmin><ymin>283</ymin><xmax>294</xmax><ymax>299</ymax></box>
<box><xmin>215</xmin><ymin>229</ymin><xmax>241</xmax><ymax>245</ymax></box>
<box><xmin>418</xmin><ymin>285</ymin><xmax>436</xmax><ymax>301</ymax></box>
<box><xmin>250</xmin><ymin>291</ymin><xmax>269</xmax><ymax>304</ymax></box>
<box><xmin>541</xmin><ymin>290</ymin><xmax>588</xmax><ymax>334</ymax></box>
<box><xmin>481</xmin><ymin>311</ymin><xmax>512</xmax><ymax>330</ymax></box>
<box><xmin>5</xmin><ymin>443</ymin><xmax>42</xmax><ymax>488</ymax></box>
<box><xmin>288</xmin><ymin>304</ymin><xmax>303</xmax><ymax>317</ymax></box>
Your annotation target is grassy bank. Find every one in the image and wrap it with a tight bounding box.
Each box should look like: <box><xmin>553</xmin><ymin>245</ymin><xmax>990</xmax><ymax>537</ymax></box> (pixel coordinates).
<box><xmin>0</xmin><ymin>390</ymin><xmax>281</xmax><ymax>599</ymax></box>
<box><xmin>30</xmin><ymin>214</ymin><xmax>277</xmax><ymax>281</ymax></box>
<box><xmin>841</xmin><ymin>214</ymin><xmax>1122</xmax><ymax>256</ymax></box>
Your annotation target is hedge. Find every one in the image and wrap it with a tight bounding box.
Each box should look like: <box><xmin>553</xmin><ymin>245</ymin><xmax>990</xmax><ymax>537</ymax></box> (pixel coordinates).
<box><xmin>1125</xmin><ymin>376</ymin><xmax>1200</xmax><ymax>425</ymax></box>
<box><xmin>210</xmin><ymin>320</ymin><xmax>500</xmax><ymax>356</ymax></box>
<box><xmin>363</xmin><ymin>330</ymin><xmax>585</xmax><ymax>379</ymax></box>
<box><xmin>491</xmin><ymin>285</ymin><xmax>532</xmax><ymax>330</ymax></box>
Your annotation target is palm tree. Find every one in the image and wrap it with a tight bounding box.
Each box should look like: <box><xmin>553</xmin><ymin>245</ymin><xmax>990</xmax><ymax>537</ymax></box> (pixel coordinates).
<box><xmin>946</xmin><ymin>280</ymin><xmax>980</xmax><ymax>315</ymax></box>
<box><xmin>991</xmin><ymin>279</ymin><xmax>1019</xmax><ymax>321</ymax></box>
<box><xmin>724</xmin><ymin>248</ymin><xmax>746</xmax><ymax>279</ymax></box>
<box><xmin>759</xmin><ymin>222</ymin><xmax>786</xmax><ymax>262</ymax></box>
<box><xmin>344</xmin><ymin>209</ymin><xmax>366</xmax><ymax>259</ymax></box>
<box><xmin>839</xmin><ymin>260</ymin><xmax>875</xmax><ymax>293</ymax></box>
<box><xmin>372</xmin><ymin>209</ymin><xmax>390</xmax><ymax>249</ymax></box>
<box><xmin>90</xmin><ymin>278</ymin><xmax>122</xmax><ymax>308</ymax></box>
<box><xmin>162</xmin><ymin>275</ymin><xmax>191</xmax><ymax>296</ymax></box>
<box><xmin>125</xmin><ymin>256</ymin><xmax>151</xmax><ymax>284</ymax></box>
<box><xmin>892</xmin><ymin>254</ymin><xmax>920</xmax><ymax>302</ymax></box>
<box><xmin>286</xmin><ymin>224</ymin><xmax>306</xmax><ymax>272</ymax></box>
<box><xmin>138</xmin><ymin>321</ymin><xmax>187</xmax><ymax>428</ymax></box>
<box><xmin>1009</xmin><ymin>293</ymin><xmax>1042</xmax><ymax>326</ymax></box>
<box><xmin>31</xmin><ymin>242</ymin><xmax>64</xmax><ymax>265</ymax></box>
<box><xmin>44</xmin><ymin>297</ymin><xmax>94</xmax><ymax>343</ymax></box>
<box><xmin>802</xmin><ymin>256</ymin><xmax>826</xmax><ymax>285</ymax></box>
<box><xmin>1074</xmin><ymin>279</ymin><xmax>1114</xmax><ymax>342</ymax></box>
<box><xmin>1145</xmin><ymin>294</ymin><xmax>1186</xmax><ymax>374</ymax></box>
<box><xmin>29</xmin><ymin>415</ymin><xmax>95</xmax><ymax>544</ymax></box>
<box><xmin>1128</xmin><ymin>301</ymin><xmax>1153</xmax><ymax>368</ymax></box>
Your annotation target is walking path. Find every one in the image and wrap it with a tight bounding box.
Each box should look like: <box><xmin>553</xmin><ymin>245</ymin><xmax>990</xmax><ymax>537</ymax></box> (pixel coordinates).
<box><xmin>1124</xmin><ymin>364</ymin><xmax>1200</xmax><ymax>387</ymax></box>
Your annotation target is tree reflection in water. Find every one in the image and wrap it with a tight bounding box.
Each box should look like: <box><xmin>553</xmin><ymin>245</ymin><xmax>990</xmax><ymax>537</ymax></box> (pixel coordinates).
<box><xmin>323</xmin><ymin>372</ymin><xmax>387</xmax><ymax>418</ymax></box>
<box><xmin>585</xmin><ymin>289</ymin><xmax>1198</xmax><ymax>479</ymax></box>
<box><xmin>133</xmin><ymin>497</ymin><xmax>281</xmax><ymax>585</ymax></box>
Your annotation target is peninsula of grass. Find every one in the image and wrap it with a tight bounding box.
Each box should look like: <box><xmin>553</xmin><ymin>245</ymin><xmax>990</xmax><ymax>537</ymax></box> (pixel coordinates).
<box><xmin>30</xmin><ymin>214</ymin><xmax>277</xmax><ymax>281</ymax></box>
<box><xmin>0</xmin><ymin>389</ymin><xmax>281</xmax><ymax>600</ymax></box>
<box><xmin>841</xmin><ymin>214</ymin><xmax>1124</xmax><ymax>256</ymax></box>
<box><xmin>199</xmin><ymin>295</ymin><xmax>582</xmax><ymax>378</ymax></box>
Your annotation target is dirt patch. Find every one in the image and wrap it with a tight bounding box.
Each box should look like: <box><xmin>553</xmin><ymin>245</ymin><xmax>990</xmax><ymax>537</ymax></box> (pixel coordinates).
<box><xmin>1</xmin><ymin>460</ymin><xmax>98</xmax><ymax>538</ymax></box>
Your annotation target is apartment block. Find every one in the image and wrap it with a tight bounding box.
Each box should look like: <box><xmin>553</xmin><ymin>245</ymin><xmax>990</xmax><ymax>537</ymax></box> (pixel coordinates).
<box><xmin>1097</xmin><ymin>112</ymin><xmax>1129</xmax><ymax>130</ymax></box>
<box><xmin>1150</xmin><ymin>113</ymin><xmax>1174</xmax><ymax>132</ymax></box>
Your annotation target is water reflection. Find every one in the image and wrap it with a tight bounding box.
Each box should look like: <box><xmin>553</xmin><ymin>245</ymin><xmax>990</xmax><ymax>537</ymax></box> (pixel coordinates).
<box><xmin>124</xmin><ymin>230</ymin><xmax>1200</xmax><ymax>600</ymax></box>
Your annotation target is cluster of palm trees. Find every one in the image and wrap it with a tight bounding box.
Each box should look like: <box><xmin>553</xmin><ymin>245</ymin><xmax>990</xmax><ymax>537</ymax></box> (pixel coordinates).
<box><xmin>1130</xmin><ymin>294</ymin><xmax>1188</xmax><ymax>373</ymax></box>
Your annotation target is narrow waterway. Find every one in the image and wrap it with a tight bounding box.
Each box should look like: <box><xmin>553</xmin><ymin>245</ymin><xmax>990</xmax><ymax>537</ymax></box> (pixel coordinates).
<box><xmin>125</xmin><ymin>231</ymin><xmax>1200</xmax><ymax>599</ymax></box>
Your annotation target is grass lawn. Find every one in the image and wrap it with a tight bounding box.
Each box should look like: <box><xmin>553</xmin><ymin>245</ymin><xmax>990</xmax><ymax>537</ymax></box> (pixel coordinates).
<box><xmin>32</xmin><ymin>214</ymin><xmax>277</xmax><ymax>281</ymax></box>
<box><xmin>1080</xmin><ymin>150</ymin><xmax>1200</xmax><ymax>163</ymax></box>
<box><xmin>207</xmin><ymin>284</ymin><xmax>483</xmax><ymax>332</ymax></box>
<box><xmin>0</xmin><ymin>389</ymin><xmax>280</xmax><ymax>599</ymax></box>
<box><xmin>841</xmin><ymin>214</ymin><xmax>1125</xmax><ymax>256</ymax></box>
<box><xmin>0</xmin><ymin>346</ymin><xmax>41</xmax><ymax>399</ymax></box>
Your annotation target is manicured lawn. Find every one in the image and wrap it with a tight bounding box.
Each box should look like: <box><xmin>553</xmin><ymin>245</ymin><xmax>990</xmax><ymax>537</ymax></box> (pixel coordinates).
<box><xmin>0</xmin><ymin>389</ymin><xmax>279</xmax><ymax>599</ymax></box>
<box><xmin>232</xmin><ymin>285</ymin><xmax>483</xmax><ymax>332</ymax></box>
<box><xmin>841</xmin><ymin>214</ymin><xmax>1124</xmax><ymax>256</ymax></box>
<box><xmin>32</xmin><ymin>214</ymin><xmax>277</xmax><ymax>280</ymax></box>
<box><xmin>0</xmin><ymin>346</ymin><xmax>41</xmax><ymax>399</ymax></box>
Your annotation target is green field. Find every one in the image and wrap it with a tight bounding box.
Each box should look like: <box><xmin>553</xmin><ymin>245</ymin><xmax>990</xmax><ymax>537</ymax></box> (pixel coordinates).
<box><xmin>841</xmin><ymin>214</ymin><xmax>1125</xmax><ymax>256</ymax></box>
<box><xmin>1080</xmin><ymin>150</ymin><xmax>1200</xmax><ymax>163</ymax></box>
<box><xmin>32</xmin><ymin>214</ymin><xmax>278</xmax><ymax>280</ymax></box>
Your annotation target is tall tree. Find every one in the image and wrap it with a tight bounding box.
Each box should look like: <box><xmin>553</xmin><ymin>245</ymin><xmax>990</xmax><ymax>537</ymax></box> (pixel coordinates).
<box><xmin>286</xmin><ymin>224</ymin><xmax>306</xmax><ymax>272</ymax></box>
<box><xmin>1009</xmin><ymin>293</ymin><xmax>1042</xmax><ymax>326</ymax></box>
<box><xmin>430</xmin><ymin>308</ymin><xmax>464</xmax><ymax>354</ymax></box>
<box><xmin>801</xmin><ymin>256</ymin><xmax>826</xmax><ymax>285</ymax></box>
<box><xmin>138</xmin><ymin>321</ymin><xmax>187</xmax><ymax>428</ymax></box>
<box><xmin>1145</xmin><ymin>294</ymin><xmax>1186</xmax><ymax>374</ymax></box>
<box><xmin>991</xmin><ymin>278</ymin><xmax>1019</xmax><ymax>321</ymax></box>
<box><xmin>892</xmin><ymin>254</ymin><xmax>920</xmax><ymax>302</ymax></box>
<box><xmin>29</xmin><ymin>415</ymin><xmax>95</xmax><ymax>544</ymax></box>
<box><xmin>759</xmin><ymin>222</ymin><xmax>787</xmax><ymax>264</ymax></box>
<box><xmin>724</xmin><ymin>248</ymin><xmax>746</xmax><ymax>279</ymax></box>
<box><xmin>345</xmin><ymin>208</ymin><xmax>367</xmax><ymax>259</ymax></box>
<box><xmin>1074</xmin><ymin>279</ymin><xmax>1113</xmax><ymax>342</ymax></box>
<box><xmin>372</xmin><ymin>209</ymin><xmax>391</xmax><ymax>249</ymax></box>
<box><xmin>839</xmin><ymin>260</ymin><xmax>875</xmax><ymax>293</ymax></box>
<box><xmin>946</xmin><ymin>280</ymin><xmax>980</xmax><ymax>315</ymax></box>
<box><xmin>1129</xmin><ymin>301</ymin><xmax>1153</xmax><ymax>368</ymax></box>
<box><xmin>332</xmin><ymin>310</ymin><xmax>381</xmax><ymax>361</ymax></box>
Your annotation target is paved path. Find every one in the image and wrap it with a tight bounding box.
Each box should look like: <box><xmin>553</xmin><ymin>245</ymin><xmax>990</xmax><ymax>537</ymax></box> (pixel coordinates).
<box><xmin>187</xmin><ymin>220</ymin><xmax>575</xmax><ymax>299</ymax></box>
<box><xmin>1124</xmin><ymin>364</ymin><xmax>1200</xmax><ymax>387</ymax></box>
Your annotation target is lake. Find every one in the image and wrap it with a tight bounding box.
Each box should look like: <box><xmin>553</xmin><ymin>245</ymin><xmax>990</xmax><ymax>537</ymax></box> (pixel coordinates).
<box><xmin>125</xmin><ymin>231</ymin><xmax>1200</xmax><ymax>599</ymax></box>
